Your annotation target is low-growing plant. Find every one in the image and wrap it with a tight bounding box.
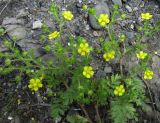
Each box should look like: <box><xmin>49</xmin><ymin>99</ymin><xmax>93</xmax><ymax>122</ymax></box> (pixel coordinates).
<box><xmin>0</xmin><ymin>1</ymin><xmax>160</xmax><ymax>123</ymax></box>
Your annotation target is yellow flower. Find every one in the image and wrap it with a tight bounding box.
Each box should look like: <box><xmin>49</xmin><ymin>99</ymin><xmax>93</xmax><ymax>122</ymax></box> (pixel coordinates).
<box><xmin>28</xmin><ymin>78</ymin><xmax>43</xmax><ymax>91</ymax></box>
<box><xmin>48</xmin><ymin>31</ymin><xmax>60</xmax><ymax>40</ymax></box>
<box><xmin>83</xmin><ymin>66</ymin><xmax>94</xmax><ymax>78</ymax></box>
<box><xmin>78</xmin><ymin>42</ymin><xmax>91</xmax><ymax>56</ymax></box>
<box><xmin>141</xmin><ymin>13</ymin><xmax>152</xmax><ymax>20</ymax></box>
<box><xmin>103</xmin><ymin>51</ymin><xmax>115</xmax><ymax>61</ymax></box>
<box><xmin>62</xmin><ymin>11</ymin><xmax>74</xmax><ymax>21</ymax></box>
<box><xmin>98</xmin><ymin>13</ymin><xmax>110</xmax><ymax>27</ymax></box>
<box><xmin>136</xmin><ymin>51</ymin><xmax>148</xmax><ymax>60</ymax></box>
<box><xmin>114</xmin><ymin>85</ymin><xmax>125</xmax><ymax>96</ymax></box>
<box><xmin>144</xmin><ymin>69</ymin><xmax>154</xmax><ymax>80</ymax></box>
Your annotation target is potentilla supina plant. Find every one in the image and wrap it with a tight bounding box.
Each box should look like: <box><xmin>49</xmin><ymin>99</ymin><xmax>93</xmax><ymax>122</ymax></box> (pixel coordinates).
<box><xmin>62</xmin><ymin>10</ymin><xmax>74</xmax><ymax>21</ymax></box>
<box><xmin>83</xmin><ymin>66</ymin><xmax>94</xmax><ymax>78</ymax></box>
<box><xmin>48</xmin><ymin>31</ymin><xmax>60</xmax><ymax>40</ymax></box>
<box><xmin>28</xmin><ymin>78</ymin><xmax>43</xmax><ymax>91</ymax></box>
<box><xmin>98</xmin><ymin>13</ymin><xmax>110</xmax><ymax>27</ymax></box>
<box><xmin>82</xmin><ymin>4</ymin><xmax>88</xmax><ymax>10</ymax></box>
<box><xmin>78</xmin><ymin>42</ymin><xmax>91</xmax><ymax>56</ymax></box>
<box><xmin>141</xmin><ymin>13</ymin><xmax>153</xmax><ymax>20</ymax></box>
<box><xmin>136</xmin><ymin>51</ymin><xmax>148</xmax><ymax>60</ymax></box>
<box><xmin>103</xmin><ymin>51</ymin><xmax>115</xmax><ymax>61</ymax></box>
<box><xmin>114</xmin><ymin>85</ymin><xmax>125</xmax><ymax>96</ymax></box>
<box><xmin>144</xmin><ymin>69</ymin><xmax>154</xmax><ymax>80</ymax></box>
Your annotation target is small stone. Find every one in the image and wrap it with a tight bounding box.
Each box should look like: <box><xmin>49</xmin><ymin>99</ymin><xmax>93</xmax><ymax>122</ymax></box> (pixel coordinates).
<box><xmin>32</xmin><ymin>20</ymin><xmax>43</xmax><ymax>29</ymax></box>
<box><xmin>85</xmin><ymin>24</ymin><xmax>90</xmax><ymax>30</ymax></box>
<box><xmin>154</xmin><ymin>14</ymin><xmax>160</xmax><ymax>23</ymax></box>
<box><xmin>133</xmin><ymin>7</ymin><xmax>138</xmax><ymax>11</ymax></box>
<box><xmin>93</xmin><ymin>31</ymin><xmax>102</xmax><ymax>37</ymax></box>
<box><xmin>112</xmin><ymin>0</ymin><xmax>122</xmax><ymax>7</ymax></box>
<box><xmin>140</xmin><ymin>1</ymin><xmax>145</xmax><ymax>7</ymax></box>
<box><xmin>130</xmin><ymin>24</ymin><xmax>134</xmax><ymax>30</ymax></box>
<box><xmin>125</xmin><ymin>31</ymin><xmax>135</xmax><ymax>39</ymax></box>
<box><xmin>104</xmin><ymin>64</ymin><xmax>112</xmax><ymax>73</ymax></box>
<box><xmin>152</xmin><ymin>56</ymin><xmax>160</xmax><ymax>72</ymax></box>
<box><xmin>8</xmin><ymin>116</ymin><xmax>13</xmax><ymax>120</ymax></box>
<box><xmin>125</xmin><ymin>5</ymin><xmax>132</xmax><ymax>13</ymax></box>
<box><xmin>89</xmin><ymin>2</ymin><xmax>110</xmax><ymax>30</ymax></box>
<box><xmin>96</xmin><ymin>69</ymin><xmax>106</xmax><ymax>78</ymax></box>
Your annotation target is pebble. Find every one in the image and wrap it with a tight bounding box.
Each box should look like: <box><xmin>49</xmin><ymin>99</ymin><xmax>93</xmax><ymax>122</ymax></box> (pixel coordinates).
<box><xmin>125</xmin><ymin>31</ymin><xmax>135</xmax><ymax>39</ymax></box>
<box><xmin>133</xmin><ymin>7</ymin><xmax>138</xmax><ymax>11</ymax></box>
<box><xmin>85</xmin><ymin>24</ymin><xmax>90</xmax><ymax>30</ymax></box>
<box><xmin>96</xmin><ymin>69</ymin><xmax>106</xmax><ymax>78</ymax></box>
<box><xmin>125</xmin><ymin>5</ymin><xmax>132</xmax><ymax>13</ymax></box>
<box><xmin>130</xmin><ymin>24</ymin><xmax>134</xmax><ymax>30</ymax></box>
<box><xmin>104</xmin><ymin>64</ymin><xmax>112</xmax><ymax>73</ymax></box>
<box><xmin>32</xmin><ymin>20</ymin><xmax>43</xmax><ymax>29</ymax></box>
<box><xmin>93</xmin><ymin>31</ymin><xmax>102</xmax><ymax>37</ymax></box>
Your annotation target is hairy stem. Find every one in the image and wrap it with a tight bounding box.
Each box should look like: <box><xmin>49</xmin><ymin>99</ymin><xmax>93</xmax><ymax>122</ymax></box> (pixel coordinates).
<box><xmin>79</xmin><ymin>104</ymin><xmax>93</xmax><ymax>123</ymax></box>
<box><xmin>95</xmin><ymin>104</ymin><xmax>102</xmax><ymax>122</ymax></box>
<box><xmin>62</xmin><ymin>81</ymin><xmax>93</xmax><ymax>123</ymax></box>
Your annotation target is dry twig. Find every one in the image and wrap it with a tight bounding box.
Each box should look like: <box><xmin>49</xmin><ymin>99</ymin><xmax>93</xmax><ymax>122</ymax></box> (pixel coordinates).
<box><xmin>0</xmin><ymin>0</ymin><xmax>11</xmax><ymax>16</ymax></box>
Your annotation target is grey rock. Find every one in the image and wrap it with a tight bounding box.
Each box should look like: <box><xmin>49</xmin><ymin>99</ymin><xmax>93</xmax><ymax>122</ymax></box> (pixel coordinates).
<box><xmin>16</xmin><ymin>9</ymin><xmax>29</xmax><ymax>18</ymax></box>
<box><xmin>89</xmin><ymin>2</ymin><xmax>110</xmax><ymax>30</ymax></box>
<box><xmin>14</xmin><ymin>116</ymin><xmax>20</xmax><ymax>123</ymax></box>
<box><xmin>32</xmin><ymin>20</ymin><xmax>43</xmax><ymax>29</ymax></box>
<box><xmin>125</xmin><ymin>31</ymin><xmax>135</xmax><ymax>39</ymax></box>
<box><xmin>96</xmin><ymin>69</ymin><xmax>106</xmax><ymax>78</ymax></box>
<box><xmin>17</xmin><ymin>39</ymin><xmax>43</xmax><ymax>57</ymax></box>
<box><xmin>122</xmin><ymin>55</ymin><xmax>138</xmax><ymax>70</ymax></box>
<box><xmin>8</xmin><ymin>27</ymin><xmax>27</xmax><ymax>40</ymax></box>
<box><xmin>104</xmin><ymin>64</ymin><xmax>112</xmax><ymax>73</ymax></box>
<box><xmin>2</xmin><ymin>17</ymin><xmax>24</xmax><ymax>25</ymax></box>
<box><xmin>17</xmin><ymin>39</ymin><xmax>38</xmax><ymax>50</ymax></box>
<box><xmin>0</xmin><ymin>0</ymin><xmax>8</xmax><ymax>2</ymax></box>
<box><xmin>2</xmin><ymin>17</ymin><xmax>27</xmax><ymax>40</ymax></box>
<box><xmin>152</xmin><ymin>55</ymin><xmax>160</xmax><ymax>74</ymax></box>
<box><xmin>42</xmin><ymin>54</ymin><xmax>54</xmax><ymax>61</ymax></box>
<box><xmin>112</xmin><ymin>0</ymin><xmax>122</xmax><ymax>7</ymax></box>
<box><xmin>154</xmin><ymin>14</ymin><xmax>160</xmax><ymax>23</ymax></box>
<box><xmin>128</xmin><ymin>56</ymin><xmax>138</xmax><ymax>69</ymax></box>
<box><xmin>125</xmin><ymin>5</ymin><xmax>132</xmax><ymax>13</ymax></box>
<box><xmin>5</xmin><ymin>25</ymin><xmax>22</xmax><ymax>32</ymax></box>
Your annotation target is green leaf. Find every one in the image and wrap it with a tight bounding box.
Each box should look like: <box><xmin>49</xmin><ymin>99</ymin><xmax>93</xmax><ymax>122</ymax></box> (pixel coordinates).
<box><xmin>110</xmin><ymin>99</ymin><xmax>137</xmax><ymax>123</ymax></box>
<box><xmin>67</xmin><ymin>115</ymin><xmax>89</xmax><ymax>123</ymax></box>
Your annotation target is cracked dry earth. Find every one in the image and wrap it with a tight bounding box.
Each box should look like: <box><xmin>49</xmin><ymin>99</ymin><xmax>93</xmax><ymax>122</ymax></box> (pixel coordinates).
<box><xmin>0</xmin><ymin>0</ymin><xmax>160</xmax><ymax>123</ymax></box>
